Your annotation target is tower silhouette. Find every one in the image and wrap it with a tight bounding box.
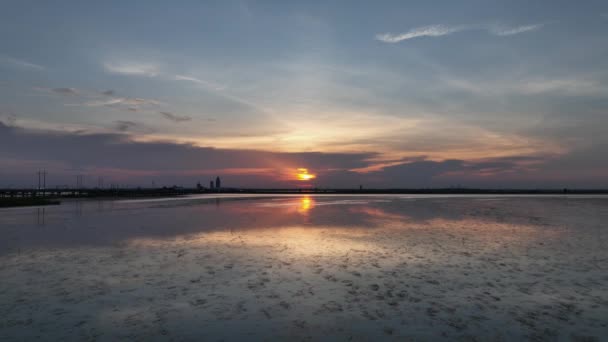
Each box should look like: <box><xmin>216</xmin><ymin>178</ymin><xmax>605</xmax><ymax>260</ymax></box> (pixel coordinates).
<box><xmin>215</xmin><ymin>176</ymin><xmax>221</xmax><ymax>189</ymax></box>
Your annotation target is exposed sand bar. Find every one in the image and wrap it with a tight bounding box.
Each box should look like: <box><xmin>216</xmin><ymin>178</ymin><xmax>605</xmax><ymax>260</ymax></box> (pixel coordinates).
<box><xmin>1</xmin><ymin>195</ymin><xmax>607</xmax><ymax>340</ymax></box>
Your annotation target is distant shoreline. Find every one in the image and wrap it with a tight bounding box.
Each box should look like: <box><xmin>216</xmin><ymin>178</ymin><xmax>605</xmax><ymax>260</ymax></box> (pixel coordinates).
<box><xmin>0</xmin><ymin>197</ymin><xmax>60</xmax><ymax>208</ymax></box>
<box><xmin>2</xmin><ymin>187</ymin><xmax>608</xmax><ymax>207</ymax></box>
<box><xmin>230</xmin><ymin>188</ymin><xmax>608</xmax><ymax>195</ymax></box>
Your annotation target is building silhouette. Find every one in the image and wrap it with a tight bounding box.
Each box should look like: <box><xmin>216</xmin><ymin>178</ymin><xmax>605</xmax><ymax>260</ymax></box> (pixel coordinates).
<box><xmin>209</xmin><ymin>181</ymin><xmax>214</xmax><ymax>190</ymax></box>
<box><xmin>215</xmin><ymin>176</ymin><xmax>221</xmax><ymax>189</ymax></box>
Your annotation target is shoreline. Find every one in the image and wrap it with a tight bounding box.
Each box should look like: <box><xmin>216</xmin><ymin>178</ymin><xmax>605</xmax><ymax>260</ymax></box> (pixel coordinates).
<box><xmin>2</xmin><ymin>190</ymin><xmax>608</xmax><ymax>208</ymax></box>
<box><xmin>0</xmin><ymin>197</ymin><xmax>61</xmax><ymax>208</ymax></box>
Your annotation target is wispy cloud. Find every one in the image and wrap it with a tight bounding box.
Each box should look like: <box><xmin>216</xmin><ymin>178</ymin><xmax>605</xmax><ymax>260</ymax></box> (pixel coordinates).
<box><xmin>103</xmin><ymin>61</ymin><xmax>227</xmax><ymax>92</ymax></box>
<box><xmin>441</xmin><ymin>75</ymin><xmax>605</xmax><ymax>96</ymax></box>
<box><xmin>103</xmin><ymin>62</ymin><xmax>160</xmax><ymax>77</ymax></box>
<box><xmin>41</xmin><ymin>86</ymin><xmax>162</xmax><ymax>111</ymax></box>
<box><xmin>376</xmin><ymin>25</ymin><xmax>465</xmax><ymax>43</ymax></box>
<box><xmin>0</xmin><ymin>55</ymin><xmax>45</xmax><ymax>70</ymax></box>
<box><xmin>35</xmin><ymin>87</ymin><xmax>79</xmax><ymax>96</ymax></box>
<box><xmin>377</xmin><ymin>22</ymin><xmax>543</xmax><ymax>43</ymax></box>
<box><xmin>174</xmin><ymin>75</ymin><xmax>226</xmax><ymax>91</ymax></box>
<box><xmin>52</xmin><ymin>87</ymin><xmax>78</xmax><ymax>95</ymax></box>
<box><xmin>488</xmin><ymin>23</ymin><xmax>544</xmax><ymax>36</ymax></box>
<box><xmin>160</xmin><ymin>111</ymin><xmax>192</xmax><ymax>123</ymax></box>
<box><xmin>100</xmin><ymin>59</ymin><xmax>269</xmax><ymax>113</ymax></box>
<box><xmin>84</xmin><ymin>97</ymin><xmax>161</xmax><ymax>108</ymax></box>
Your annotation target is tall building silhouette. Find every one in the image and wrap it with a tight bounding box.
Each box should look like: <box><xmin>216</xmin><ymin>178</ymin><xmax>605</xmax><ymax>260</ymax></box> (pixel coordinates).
<box><xmin>215</xmin><ymin>176</ymin><xmax>221</xmax><ymax>189</ymax></box>
<box><xmin>209</xmin><ymin>180</ymin><xmax>214</xmax><ymax>190</ymax></box>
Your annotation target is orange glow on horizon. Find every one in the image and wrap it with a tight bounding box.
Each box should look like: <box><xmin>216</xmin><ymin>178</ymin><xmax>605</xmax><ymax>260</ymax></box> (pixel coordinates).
<box><xmin>296</xmin><ymin>168</ymin><xmax>316</xmax><ymax>181</ymax></box>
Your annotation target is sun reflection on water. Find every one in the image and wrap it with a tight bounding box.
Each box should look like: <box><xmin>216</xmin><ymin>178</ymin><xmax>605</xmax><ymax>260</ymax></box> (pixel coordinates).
<box><xmin>298</xmin><ymin>196</ymin><xmax>314</xmax><ymax>214</ymax></box>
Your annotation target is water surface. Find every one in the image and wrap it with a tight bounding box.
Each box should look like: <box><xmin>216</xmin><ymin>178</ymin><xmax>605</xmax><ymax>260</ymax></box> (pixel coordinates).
<box><xmin>1</xmin><ymin>195</ymin><xmax>607</xmax><ymax>340</ymax></box>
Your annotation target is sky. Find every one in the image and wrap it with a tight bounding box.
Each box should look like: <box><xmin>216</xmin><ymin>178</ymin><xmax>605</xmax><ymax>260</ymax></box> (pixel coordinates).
<box><xmin>1</xmin><ymin>0</ymin><xmax>608</xmax><ymax>188</ymax></box>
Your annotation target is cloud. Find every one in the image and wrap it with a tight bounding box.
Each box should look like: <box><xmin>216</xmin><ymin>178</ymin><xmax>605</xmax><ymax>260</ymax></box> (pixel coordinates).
<box><xmin>0</xmin><ymin>55</ymin><xmax>45</xmax><ymax>70</ymax></box>
<box><xmin>51</xmin><ymin>87</ymin><xmax>78</xmax><ymax>95</ymax></box>
<box><xmin>174</xmin><ymin>74</ymin><xmax>226</xmax><ymax>90</ymax></box>
<box><xmin>113</xmin><ymin>120</ymin><xmax>137</xmax><ymax>132</ymax></box>
<box><xmin>34</xmin><ymin>87</ymin><xmax>80</xmax><ymax>97</ymax></box>
<box><xmin>102</xmin><ymin>61</ymin><xmax>223</xmax><ymax>92</ymax></box>
<box><xmin>81</xmin><ymin>97</ymin><xmax>161</xmax><ymax>111</ymax></box>
<box><xmin>160</xmin><ymin>111</ymin><xmax>192</xmax><ymax>122</ymax></box>
<box><xmin>45</xmin><ymin>86</ymin><xmax>162</xmax><ymax>111</ymax></box>
<box><xmin>3</xmin><ymin>122</ymin><xmax>605</xmax><ymax>189</ymax></box>
<box><xmin>111</xmin><ymin>120</ymin><xmax>154</xmax><ymax>134</ymax></box>
<box><xmin>1</xmin><ymin>112</ymin><xmax>17</xmax><ymax>126</ymax></box>
<box><xmin>441</xmin><ymin>75</ymin><xmax>606</xmax><ymax>96</ymax></box>
<box><xmin>99</xmin><ymin>60</ymin><xmax>265</xmax><ymax>113</ymax></box>
<box><xmin>103</xmin><ymin>62</ymin><xmax>160</xmax><ymax>77</ymax></box>
<box><xmin>488</xmin><ymin>23</ymin><xmax>543</xmax><ymax>36</ymax></box>
<box><xmin>376</xmin><ymin>23</ymin><xmax>543</xmax><ymax>43</ymax></box>
<box><xmin>0</xmin><ymin>123</ymin><xmax>377</xmax><ymax>187</ymax></box>
<box><xmin>376</xmin><ymin>25</ymin><xmax>465</xmax><ymax>43</ymax></box>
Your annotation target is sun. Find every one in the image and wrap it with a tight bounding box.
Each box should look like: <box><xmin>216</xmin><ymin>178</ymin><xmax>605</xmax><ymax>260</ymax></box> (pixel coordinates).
<box><xmin>296</xmin><ymin>168</ymin><xmax>316</xmax><ymax>181</ymax></box>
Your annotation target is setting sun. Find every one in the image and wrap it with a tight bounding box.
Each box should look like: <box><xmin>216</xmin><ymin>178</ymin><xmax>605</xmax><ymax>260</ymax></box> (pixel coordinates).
<box><xmin>296</xmin><ymin>168</ymin><xmax>316</xmax><ymax>181</ymax></box>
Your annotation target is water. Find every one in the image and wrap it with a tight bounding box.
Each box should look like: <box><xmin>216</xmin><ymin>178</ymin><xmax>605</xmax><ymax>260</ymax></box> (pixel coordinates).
<box><xmin>1</xmin><ymin>195</ymin><xmax>607</xmax><ymax>340</ymax></box>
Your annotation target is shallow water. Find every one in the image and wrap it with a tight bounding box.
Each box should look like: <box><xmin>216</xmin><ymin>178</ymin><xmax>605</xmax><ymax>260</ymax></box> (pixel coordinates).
<box><xmin>1</xmin><ymin>195</ymin><xmax>607</xmax><ymax>341</ymax></box>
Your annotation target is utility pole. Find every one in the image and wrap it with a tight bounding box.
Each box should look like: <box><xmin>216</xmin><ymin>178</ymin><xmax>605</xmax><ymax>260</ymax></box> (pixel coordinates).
<box><xmin>75</xmin><ymin>175</ymin><xmax>85</xmax><ymax>189</ymax></box>
<box><xmin>36</xmin><ymin>169</ymin><xmax>47</xmax><ymax>194</ymax></box>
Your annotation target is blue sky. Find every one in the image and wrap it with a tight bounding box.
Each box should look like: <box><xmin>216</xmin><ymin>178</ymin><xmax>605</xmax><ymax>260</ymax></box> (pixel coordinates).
<box><xmin>1</xmin><ymin>1</ymin><xmax>608</xmax><ymax>188</ymax></box>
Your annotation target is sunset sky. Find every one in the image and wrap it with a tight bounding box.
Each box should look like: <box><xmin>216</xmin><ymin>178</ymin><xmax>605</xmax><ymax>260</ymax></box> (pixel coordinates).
<box><xmin>2</xmin><ymin>1</ymin><xmax>608</xmax><ymax>188</ymax></box>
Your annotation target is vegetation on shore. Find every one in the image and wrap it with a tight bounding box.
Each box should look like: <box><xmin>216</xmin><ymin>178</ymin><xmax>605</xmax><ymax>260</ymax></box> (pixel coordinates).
<box><xmin>0</xmin><ymin>197</ymin><xmax>61</xmax><ymax>208</ymax></box>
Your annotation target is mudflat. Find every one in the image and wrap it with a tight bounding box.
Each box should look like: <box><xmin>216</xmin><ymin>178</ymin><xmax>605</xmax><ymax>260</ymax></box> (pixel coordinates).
<box><xmin>0</xmin><ymin>195</ymin><xmax>606</xmax><ymax>341</ymax></box>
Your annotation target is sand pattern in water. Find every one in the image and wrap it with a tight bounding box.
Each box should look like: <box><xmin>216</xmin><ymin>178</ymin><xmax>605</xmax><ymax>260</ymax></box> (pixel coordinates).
<box><xmin>0</xmin><ymin>195</ymin><xmax>607</xmax><ymax>340</ymax></box>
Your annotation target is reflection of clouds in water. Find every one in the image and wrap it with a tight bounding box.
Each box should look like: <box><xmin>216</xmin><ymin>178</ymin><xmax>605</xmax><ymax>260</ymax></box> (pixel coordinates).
<box><xmin>1</xmin><ymin>196</ymin><xmax>607</xmax><ymax>340</ymax></box>
<box><xmin>0</xmin><ymin>195</ymin><xmax>604</xmax><ymax>255</ymax></box>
